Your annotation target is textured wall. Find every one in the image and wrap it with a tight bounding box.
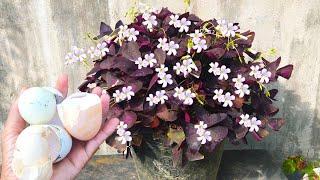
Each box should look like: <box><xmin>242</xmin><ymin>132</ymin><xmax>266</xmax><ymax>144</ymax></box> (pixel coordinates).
<box><xmin>1</xmin><ymin>0</ymin><xmax>320</xmax><ymax>164</ymax></box>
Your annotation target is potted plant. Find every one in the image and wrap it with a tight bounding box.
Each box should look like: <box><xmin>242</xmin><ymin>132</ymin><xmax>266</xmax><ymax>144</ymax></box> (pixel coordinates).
<box><xmin>66</xmin><ymin>6</ymin><xmax>293</xmax><ymax>180</ymax></box>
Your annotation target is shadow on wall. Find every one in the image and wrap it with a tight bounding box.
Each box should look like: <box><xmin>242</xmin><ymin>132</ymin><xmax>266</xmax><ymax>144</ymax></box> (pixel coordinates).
<box><xmin>219</xmin><ymin>85</ymin><xmax>318</xmax><ymax>179</ymax></box>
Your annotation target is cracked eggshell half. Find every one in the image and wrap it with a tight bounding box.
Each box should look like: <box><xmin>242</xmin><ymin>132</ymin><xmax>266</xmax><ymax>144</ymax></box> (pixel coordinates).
<box><xmin>18</xmin><ymin>87</ymin><xmax>57</xmax><ymax>125</ymax></box>
<box><xmin>12</xmin><ymin>125</ymin><xmax>54</xmax><ymax>180</ymax></box>
<box><xmin>46</xmin><ymin>125</ymin><xmax>72</xmax><ymax>163</ymax></box>
<box><xmin>57</xmin><ymin>92</ymin><xmax>102</xmax><ymax>141</ymax></box>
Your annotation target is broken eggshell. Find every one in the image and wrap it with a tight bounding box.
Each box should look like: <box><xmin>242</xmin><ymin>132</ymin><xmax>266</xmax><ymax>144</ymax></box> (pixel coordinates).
<box><xmin>18</xmin><ymin>87</ymin><xmax>57</xmax><ymax>125</ymax></box>
<box><xmin>46</xmin><ymin>125</ymin><xmax>72</xmax><ymax>163</ymax></box>
<box><xmin>12</xmin><ymin>125</ymin><xmax>54</xmax><ymax>180</ymax></box>
<box><xmin>57</xmin><ymin>92</ymin><xmax>102</xmax><ymax>141</ymax></box>
<box><xmin>42</xmin><ymin>87</ymin><xmax>64</xmax><ymax>104</ymax></box>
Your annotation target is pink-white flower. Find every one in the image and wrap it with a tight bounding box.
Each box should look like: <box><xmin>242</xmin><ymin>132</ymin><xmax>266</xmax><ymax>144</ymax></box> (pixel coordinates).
<box><xmin>235</xmin><ymin>84</ymin><xmax>250</xmax><ymax>98</ymax></box>
<box><xmin>155</xmin><ymin>64</ymin><xmax>168</xmax><ymax>78</ymax></box>
<box><xmin>216</xmin><ymin>19</ymin><xmax>239</xmax><ymax>37</ymax></box>
<box><xmin>197</xmin><ymin>130</ymin><xmax>212</xmax><ymax>144</ymax></box>
<box><xmin>248</xmin><ymin>117</ymin><xmax>261</xmax><ymax>132</ymax></box>
<box><xmin>218</xmin><ymin>65</ymin><xmax>231</xmax><ymax>80</ymax></box>
<box><xmin>169</xmin><ymin>14</ymin><xmax>181</xmax><ymax>28</ymax></box>
<box><xmin>183</xmin><ymin>89</ymin><xmax>196</xmax><ymax>105</ymax></box>
<box><xmin>193</xmin><ymin>39</ymin><xmax>208</xmax><ymax>53</ymax></box>
<box><xmin>249</xmin><ymin>65</ymin><xmax>262</xmax><ymax>79</ymax></box>
<box><xmin>122</xmin><ymin>86</ymin><xmax>135</xmax><ymax>100</ymax></box>
<box><xmin>135</xmin><ymin>57</ymin><xmax>148</xmax><ymax>69</ymax></box>
<box><xmin>125</xmin><ymin>28</ymin><xmax>139</xmax><ymax>41</ymax></box>
<box><xmin>158</xmin><ymin>73</ymin><xmax>173</xmax><ymax>88</ymax></box>
<box><xmin>222</xmin><ymin>92</ymin><xmax>235</xmax><ymax>107</ymax></box>
<box><xmin>113</xmin><ymin>90</ymin><xmax>126</xmax><ymax>102</ymax></box>
<box><xmin>173</xmin><ymin>62</ymin><xmax>186</xmax><ymax>76</ymax></box>
<box><xmin>142</xmin><ymin>13</ymin><xmax>158</xmax><ymax>29</ymax></box>
<box><xmin>166</xmin><ymin>41</ymin><xmax>179</xmax><ymax>56</ymax></box>
<box><xmin>157</xmin><ymin>38</ymin><xmax>169</xmax><ymax>51</ymax></box>
<box><xmin>116</xmin><ymin>130</ymin><xmax>132</xmax><ymax>144</ymax></box>
<box><xmin>232</xmin><ymin>74</ymin><xmax>245</xmax><ymax>89</ymax></box>
<box><xmin>116</xmin><ymin>121</ymin><xmax>128</xmax><ymax>135</ymax></box>
<box><xmin>178</xmin><ymin>18</ymin><xmax>191</xmax><ymax>33</ymax></box>
<box><xmin>173</xmin><ymin>86</ymin><xmax>185</xmax><ymax>100</ymax></box>
<box><xmin>144</xmin><ymin>53</ymin><xmax>157</xmax><ymax>68</ymax></box>
<box><xmin>155</xmin><ymin>90</ymin><xmax>168</xmax><ymax>104</ymax></box>
<box><xmin>213</xmin><ymin>89</ymin><xmax>225</xmax><ymax>103</ymax></box>
<box><xmin>239</xmin><ymin>114</ymin><xmax>251</xmax><ymax>128</ymax></box>
<box><xmin>146</xmin><ymin>94</ymin><xmax>159</xmax><ymax>106</ymax></box>
<box><xmin>189</xmin><ymin>30</ymin><xmax>203</xmax><ymax>43</ymax></box>
<box><xmin>94</xmin><ymin>42</ymin><xmax>109</xmax><ymax>57</ymax></box>
<box><xmin>208</xmin><ymin>62</ymin><xmax>221</xmax><ymax>76</ymax></box>
<box><xmin>259</xmin><ymin>68</ymin><xmax>272</xmax><ymax>83</ymax></box>
<box><xmin>195</xmin><ymin>121</ymin><xmax>208</xmax><ymax>135</ymax></box>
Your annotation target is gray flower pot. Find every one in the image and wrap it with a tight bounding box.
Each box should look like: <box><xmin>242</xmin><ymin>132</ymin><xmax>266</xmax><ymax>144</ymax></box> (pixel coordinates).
<box><xmin>132</xmin><ymin>138</ymin><xmax>224</xmax><ymax>180</ymax></box>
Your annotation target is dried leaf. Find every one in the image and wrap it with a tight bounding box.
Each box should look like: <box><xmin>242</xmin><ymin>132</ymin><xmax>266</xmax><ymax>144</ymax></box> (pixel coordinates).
<box><xmin>154</xmin><ymin>48</ymin><xmax>166</xmax><ymax>65</ymax></box>
<box><xmin>156</xmin><ymin>104</ymin><xmax>178</xmax><ymax>121</ymax></box>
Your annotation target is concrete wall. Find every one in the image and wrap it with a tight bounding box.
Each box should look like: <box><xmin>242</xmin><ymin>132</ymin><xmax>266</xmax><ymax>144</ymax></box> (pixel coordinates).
<box><xmin>1</xmin><ymin>0</ymin><xmax>320</xmax><ymax>163</ymax></box>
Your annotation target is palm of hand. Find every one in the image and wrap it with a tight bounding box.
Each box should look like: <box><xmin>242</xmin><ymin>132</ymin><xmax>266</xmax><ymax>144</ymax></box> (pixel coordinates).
<box><xmin>1</xmin><ymin>75</ymin><xmax>119</xmax><ymax>180</ymax></box>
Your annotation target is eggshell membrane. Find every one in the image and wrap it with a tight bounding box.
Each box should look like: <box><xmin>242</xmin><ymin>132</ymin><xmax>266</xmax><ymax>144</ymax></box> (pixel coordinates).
<box><xmin>46</xmin><ymin>125</ymin><xmax>72</xmax><ymax>163</ymax></box>
<box><xmin>57</xmin><ymin>92</ymin><xmax>102</xmax><ymax>141</ymax></box>
<box><xmin>12</xmin><ymin>158</ymin><xmax>53</xmax><ymax>180</ymax></box>
<box><xmin>18</xmin><ymin>87</ymin><xmax>57</xmax><ymax>124</ymax></box>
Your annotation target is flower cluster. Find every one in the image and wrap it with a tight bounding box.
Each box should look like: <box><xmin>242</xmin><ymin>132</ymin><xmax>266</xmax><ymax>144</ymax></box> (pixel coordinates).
<box><xmin>112</xmin><ymin>86</ymin><xmax>135</xmax><ymax>103</ymax></box>
<box><xmin>115</xmin><ymin>122</ymin><xmax>132</xmax><ymax>144</ymax></box>
<box><xmin>195</xmin><ymin>121</ymin><xmax>212</xmax><ymax>144</ymax></box>
<box><xmin>73</xmin><ymin>7</ymin><xmax>293</xmax><ymax>163</ymax></box>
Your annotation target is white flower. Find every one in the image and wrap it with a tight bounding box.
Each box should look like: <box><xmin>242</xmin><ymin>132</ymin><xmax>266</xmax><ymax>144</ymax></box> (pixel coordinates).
<box><xmin>193</xmin><ymin>39</ymin><xmax>208</xmax><ymax>53</ymax></box>
<box><xmin>197</xmin><ymin>130</ymin><xmax>212</xmax><ymax>144</ymax></box>
<box><xmin>116</xmin><ymin>130</ymin><xmax>132</xmax><ymax>144</ymax></box>
<box><xmin>166</xmin><ymin>41</ymin><xmax>179</xmax><ymax>56</ymax></box>
<box><xmin>248</xmin><ymin>117</ymin><xmax>261</xmax><ymax>132</ymax></box>
<box><xmin>116</xmin><ymin>121</ymin><xmax>128</xmax><ymax>135</ymax></box>
<box><xmin>259</xmin><ymin>68</ymin><xmax>272</xmax><ymax>83</ymax></box>
<box><xmin>65</xmin><ymin>52</ymin><xmax>77</xmax><ymax>65</ymax></box>
<box><xmin>155</xmin><ymin>90</ymin><xmax>168</xmax><ymax>104</ymax></box>
<box><xmin>216</xmin><ymin>19</ymin><xmax>239</xmax><ymax>37</ymax></box>
<box><xmin>169</xmin><ymin>14</ymin><xmax>181</xmax><ymax>28</ymax></box>
<box><xmin>213</xmin><ymin>89</ymin><xmax>225</xmax><ymax>103</ymax></box>
<box><xmin>173</xmin><ymin>62</ymin><xmax>186</xmax><ymax>76</ymax></box>
<box><xmin>94</xmin><ymin>42</ymin><xmax>109</xmax><ymax>57</ymax></box>
<box><xmin>157</xmin><ymin>38</ymin><xmax>169</xmax><ymax>51</ymax></box>
<box><xmin>178</xmin><ymin>18</ymin><xmax>191</xmax><ymax>33</ymax></box>
<box><xmin>189</xmin><ymin>30</ymin><xmax>203</xmax><ymax>43</ymax></box>
<box><xmin>122</xmin><ymin>86</ymin><xmax>135</xmax><ymax>100</ymax></box>
<box><xmin>232</xmin><ymin>74</ymin><xmax>245</xmax><ymax>89</ymax></box>
<box><xmin>135</xmin><ymin>57</ymin><xmax>148</xmax><ymax>69</ymax></box>
<box><xmin>66</xmin><ymin>46</ymin><xmax>87</xmax><ymax>63</ymax></box>
<box><xmin>146</xmin><ymin>94</ymin><xmax>159</xmax><ymax>106</ymax></box>
<box><xmin>155</xmin><ymin>64</ymin><xmax>168</xmax><ymax>78</ymax></box>
<box><xmin>87</xmin><ymin>46</ymin><xmax>96</xmax><ymax>59</ymax></box>
<box><xmin>158</xmin><ymin>73</ymin><xmax>173</xmax><ymax>88</ymax></box>
<box><xmin>144</xmin><ymin>53</ymin><xmax>157</xmax><ymax>68</ymax></box>
<box><xmin>208</xmin><ymin>62</ymin><xmax>221</xmax><ymax>76</ymax></box>
<box><xmin>222</xmin><ymin>92</ymin><xmax>235</xmax><ymax>107</ymax></box>
<box><xmin>173</xmin><ymin>86</ymin><xmax>185</xmax><ymax>100</ymax></box>
<box><xmin>249</xmin><ymin>65</ymin><xmax>262</xmax><ymax>79</ymax></box>
<box><xmin>125</xmin><ymin>28</ymin><xmax>139</xmax><ymax>42</ymax></box>
<box><xmin>239</xmin><ymin>114</ymin><xmax>251</xmax><ymax>127</ymax></box>
<box><xmin>142</xmin><ymin>13</ymin><xmax>158</xmax><ymax>29</ymax></box>
<box><xmin>235</xmin><ymin>84</ymin><xmax>250</xmax><ymax>98</ymax></box>
<box><xmin>113</xmin><ymin>90</ymin><xmax>126</xmax><ymax>102</ymax></box>
<box><xmin>118</xmin><ymin>25</ymin><xmax>128</xmax><ymax>40</ymax></box>
<box><xmin>183</xmin><ymin>89</ymin><xmax>196</xmax><ymax>105</ymax></box>
<box><xmin>87</xmin><ymin>83</ymin><xmax>97</xmax><ymax>89</ymax></box>
<box><xmin>182</xmin><ymin>58</ymin><xmax>198</xmax><ymax>75</ymax></box>
<box><xmin>195</xmin><ymin>121</ymin><xmax>207</xmax><ymax>135</ymax></box>
<box><xmin>218</xmin><ymin>65</ymin><xmax>231</xmax><ymax>80</ymax></box>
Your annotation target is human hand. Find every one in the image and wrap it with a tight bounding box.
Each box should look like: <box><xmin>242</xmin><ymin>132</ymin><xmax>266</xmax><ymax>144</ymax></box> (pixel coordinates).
<box><xmin>1</xmin><ymin>74</ymin><xmax>119</xmax><ymax>180</ymax></box>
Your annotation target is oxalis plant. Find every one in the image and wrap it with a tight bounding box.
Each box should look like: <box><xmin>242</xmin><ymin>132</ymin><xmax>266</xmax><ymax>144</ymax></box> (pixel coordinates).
<box><xmin>65</xmin><ymin>7</ymin><xmax>293</xmax><ymax>164</ymax></box>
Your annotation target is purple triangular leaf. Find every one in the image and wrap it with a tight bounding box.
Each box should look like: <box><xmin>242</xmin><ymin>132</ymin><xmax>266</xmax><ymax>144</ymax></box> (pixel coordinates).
<box><xmin>130</xmin><ymin>68</ymin><xmax>154</xmax><ymax>77</ymax></box>
<box><xmin>268</xmin><ymin>118</ymin><xmax>285</xmax><ymax>131</ymax></box>
<box><xmin>121</xmin><ymin>111</ymin><xmax>137</xmax><ymax>128</ymax></box>
<box><xmin>276</xmin><ymin>64</ymin><xmax>293</xmax><ymax>79</ymax></box>
<box><xmin>154</xmin><ymin>48</ymin><xmax>166</xmax><ymax>65</ymax></box>
<box><xmin>205</xmin><ymin>48</ymin><xmax>226</xmax><ymax>60</ymax></box>
<box><xmin>156</xmin><ymin>104</ymin><xmax>178</xmax><ymax>121</ymax></box>
<box><xmin>120</xmin><ymin>41</ymin><xmax>141</xmax><ymax>61</ymax></box>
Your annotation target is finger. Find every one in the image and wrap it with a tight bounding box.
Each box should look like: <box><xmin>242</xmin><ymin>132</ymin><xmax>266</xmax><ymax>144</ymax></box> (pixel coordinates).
<box><xmin>92</xmin><ymin>87</ymin><xmax>102</xmax><ymax>97</ymax></box>
<box><xmin>85</xmin><ymin>117</ymin><xmax>119</xmax><ymax>157</ymax></box>
<box><xmin>55</xmin><ymin>74</ymin><xmax>68</xmax><ymax>97</ymax></box>
<box><xmin>100</xmin><ymin>94</ymin><xmax>110</xmax><ymax>120</ymax></box>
